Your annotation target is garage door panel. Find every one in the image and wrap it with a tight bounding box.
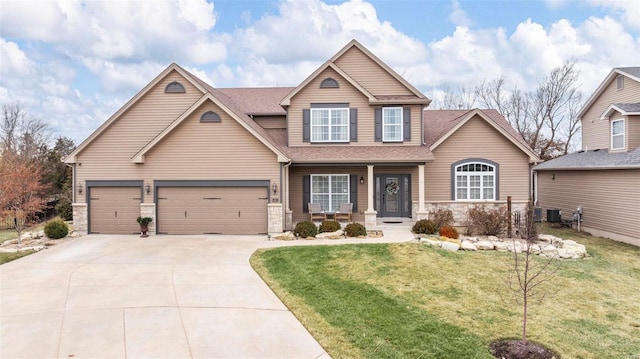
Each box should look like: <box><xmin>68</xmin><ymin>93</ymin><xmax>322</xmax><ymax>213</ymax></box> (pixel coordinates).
<box><xmin>157</xmin><ymin>187</ymin><xmax>267</xmax><ymax>235</ymax></box>
<box><xmin>90</xmin><ymin>187</ymin><xmax>141</xmax><ymax>234</ymax></box>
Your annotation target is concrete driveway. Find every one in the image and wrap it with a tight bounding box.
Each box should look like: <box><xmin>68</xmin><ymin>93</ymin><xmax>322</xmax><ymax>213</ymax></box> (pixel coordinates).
<box><xmin>0</xmin><ymin>235</ymin><xmax>329</xmax><ymax>359</ymax></box>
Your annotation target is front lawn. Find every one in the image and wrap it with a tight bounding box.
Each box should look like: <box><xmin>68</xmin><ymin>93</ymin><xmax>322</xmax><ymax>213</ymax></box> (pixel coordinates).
<box><xmin>251</xmin><ymin>226</ymin><xmax>640</xmax><ymax>358</ymax></box>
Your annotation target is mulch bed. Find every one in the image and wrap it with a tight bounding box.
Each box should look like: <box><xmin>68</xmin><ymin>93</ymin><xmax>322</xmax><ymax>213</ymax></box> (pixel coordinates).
<box><xmin>489</xmin><ymin>339</ymin><xmax>558</xmax><ymax>359</ymax></box>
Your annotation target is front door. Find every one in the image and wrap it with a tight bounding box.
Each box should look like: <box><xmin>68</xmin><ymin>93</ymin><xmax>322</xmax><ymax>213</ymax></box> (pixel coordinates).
<box><xmin>375</xmin><ymin>174</ymin><xmax>411</xmax><ymax>217</ymax></box>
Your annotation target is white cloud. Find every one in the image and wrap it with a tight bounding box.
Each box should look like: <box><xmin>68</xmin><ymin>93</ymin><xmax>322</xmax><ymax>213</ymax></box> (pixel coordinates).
<box><xmin>449</xmin><ymin>0</ymin><xmax>472</xmax><ymax>27</ymax></box>
<box><xmin>0</xmin><ymin>38</ymin><xmax>35</xmax><ymax>76</ymax></box>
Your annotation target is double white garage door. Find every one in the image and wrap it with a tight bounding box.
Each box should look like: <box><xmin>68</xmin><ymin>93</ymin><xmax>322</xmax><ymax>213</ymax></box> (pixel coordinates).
<box><xmin>89</xmin><ymin>186</ymin><xmax>268</xmax><ymax>235</ymax></box>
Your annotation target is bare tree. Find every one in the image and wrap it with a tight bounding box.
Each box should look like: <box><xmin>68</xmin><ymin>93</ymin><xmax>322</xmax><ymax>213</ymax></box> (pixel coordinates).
<box><xmin>509</xmin><ymin>200</ymin><xmax>559</xmax><ymax>343</ymax></box>
<box><xmin>431</xmin><ymin>84</ymin><xmax>478</xmax><ymax>110</ymax></box>
<box><xmin>1</xmin><ymin>102</ymin><xmax>50</xmax><ymax>161</ymax></box>
<box><xmin>436</xmin><ymin>62</ymin><xmax>583</xmax><ymax>160</ymax></box>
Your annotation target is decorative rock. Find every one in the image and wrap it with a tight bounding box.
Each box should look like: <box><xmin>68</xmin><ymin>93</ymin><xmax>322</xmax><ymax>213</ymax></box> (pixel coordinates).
<box><xmin>0</xmin><ymin>248</ymin><xmax>19</xmax><ymax>253</ymax></box>
<box><xmin>487</xmin><ymin>236</ymin><xmax>500</xmax><ymax>241</ymax></box>
<box><xmin>440</xmin><ymin>241</ymin><xmax>460</xmax><ymax>252</ymax></box>
<box><xmin>562</xmin><ymin>241</ymin><xmax>587</xmax><ymax>258</ymax></box>
<box><xmin>70</xmin><ymin>231</ymin><xmax>80</xmax><ymax>238</ymax></box>
<box><xmin>540</xmin><ymin>245</ymin><xmax>558</xmax><ymax>258</ymax></box>
<box><xmin>20</xmin><ymin>232</ymin><xmax>33</xmax><ymax>240</ymax></box>
<box><xmin>424</xmin><ymin>239</ymin><xmax>442</xmax><ymax>247</ymax></box>
<box><xmin>461</xmin><ymin>241</ymin><xmax>477</xmax><ymax>251</ymax></box>
<box><xmin>476</xmin><ymin>240</ymin><xmax>495</xmax><ymax>250</ymax></box>
<box><xmin>316</xmin><ymin>230</ymin><xmax>344</xmax><ymax>239</ymax></box>
<box><xmin>494</xmin><ymin>241</ymin><xmax>509</xmax><ymax>251</ymax></box>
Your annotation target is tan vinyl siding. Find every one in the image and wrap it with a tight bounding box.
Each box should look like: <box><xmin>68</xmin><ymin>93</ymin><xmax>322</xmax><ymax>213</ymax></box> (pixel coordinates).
<box><xmin>426</xmin><ymin>115</ymin><xmax>531</xmax><ymax>202</ymax></box>
<box><xmin>76</xmin><ymin>100</ymin><xmax>280</xmax><ymax>204</ymax></box>
<box><xmin>289</xmin><ymin>165</ymin><xmax>419</xmax><ymax>224</ymax></box>
<box><xmin>254</xmin><ymin>116</ymin><xmax>286</xmax><ymax>129</ymax></box>
<box><xmin>628</xmin><ymin>115</ymin><xmax>640</xmax><ymax>149</ymax></box>
<box><xmin>582</xmin><ymin>76</ymin><xmax>640</xmax><ymax>150</ymax></box>
<box><xmin>288</xmin><ymin>68</ymin><xmax>422</xmax><ymax>147</ymax></box>
<box><xmin>537</xmin><ymin>169</ymin><xmax>640</xmax><ymax>241</ymax></box>
<box><xmin>333</xmin><ymin>46</ymin><xmax>412</xmax><ymax>96</ymax></box>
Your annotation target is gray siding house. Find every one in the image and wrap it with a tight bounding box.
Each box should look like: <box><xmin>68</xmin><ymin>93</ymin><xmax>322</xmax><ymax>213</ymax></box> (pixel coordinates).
<box><xmin>534</xmin><ymin>67</ymin><xmax>640</xmax><ymax>246</ymax></box>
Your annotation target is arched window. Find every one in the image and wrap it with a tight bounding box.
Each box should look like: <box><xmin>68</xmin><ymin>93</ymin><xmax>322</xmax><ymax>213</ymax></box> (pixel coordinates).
<box><xmin>200</xmin><ymin>111</ymin><xmax>221</xmax><ymax>122</ymax></box>
<box><xmin>165</xmin><ymin>81</ymin><xmax>185</xmax><ymax>93</ymax></box>
<box><xmin>452</xmin><ymin>160</ymin><xmax>498</xmax><ymax>200</ymax></box>
<box><xmin>320</xmin><ymin>78</ymin><xmax>339</xmax><ymax>89</ymax></box>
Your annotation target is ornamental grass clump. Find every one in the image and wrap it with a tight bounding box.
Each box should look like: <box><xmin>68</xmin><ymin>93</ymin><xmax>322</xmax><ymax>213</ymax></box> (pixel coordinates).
<box><xmin>439</xmin><ymin>225</ymin><xmax>459</xmax><ymax>239</ymax></box>
<box><xmin>319</xmin><ymin>220</ymin><xmax>341</xmax><ymax>233</ymax></box>
<box><xmin>344</xmin><ymin>222</ymin><xmax>367</xmax><ymax>237</ymax></box>
<box><xmin>294</xmin><ymin>221</ymin><xmax>318</xmax><ymax>238</ymax></box>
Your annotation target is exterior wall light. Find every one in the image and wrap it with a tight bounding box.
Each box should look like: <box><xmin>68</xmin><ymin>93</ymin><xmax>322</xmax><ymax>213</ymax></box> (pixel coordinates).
<box><xmin>360</xmin><ymin>176</ymin><xmax>365</xmax><ymax>184</ymax></box>
<box><xmin>77</xmin><ymin>183</ymin><xmax>83</xmax><ymax>194</ymax></box>
<box><xmin>145</xmin><ymin>184</ymin><xmax>151</xmax><ymax>194</ymax></box>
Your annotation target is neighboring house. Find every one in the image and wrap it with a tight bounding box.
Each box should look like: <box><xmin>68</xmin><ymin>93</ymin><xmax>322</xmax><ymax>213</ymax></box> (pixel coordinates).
<box><xmin>534</xmin><ymin>67</ymin><xmax>640</xmax><ymax>246</ymax></box>
<box><xmin>65</xmin><ymin>40</ymin><xmax>539</xmax><ymax>235</ymax></box>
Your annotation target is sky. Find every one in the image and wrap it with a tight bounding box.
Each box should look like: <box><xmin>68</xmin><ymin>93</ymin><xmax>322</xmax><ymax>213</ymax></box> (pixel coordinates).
<box><xmin>1</xmin><ymin>0</ymin><xmax>639</xmax><ymax>145</ymax></box>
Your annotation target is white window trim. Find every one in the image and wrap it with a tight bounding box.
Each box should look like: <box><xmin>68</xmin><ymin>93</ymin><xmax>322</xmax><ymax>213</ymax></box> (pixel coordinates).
<box><xmin>310</xmin><ymin>174</ymin><xmax>350</xmax><ymax>211</ymax></box>
<box><xmin>310</xmin><ymin>108</ymin><xmax>349</xmax><ymax>143</ymax></box>
<box><xmin>454</xmin><ymin>162</ymin><xmax>496</xmax><ymax>201</ymax></box>
<box><xmin>611</xmin><ymin>118</ymin><xmax>625</xmax><ymax>150</ymax></box>
<box><xmin>382</xmin><ymin>107</ymin><xmax>403</xmax><ymax>142</ymax></box>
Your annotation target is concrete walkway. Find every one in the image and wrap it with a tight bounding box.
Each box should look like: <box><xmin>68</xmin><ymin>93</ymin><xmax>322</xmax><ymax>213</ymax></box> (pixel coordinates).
<box><xmin>1</xmin><ymin>224</ymin><xmax>416</xmax><ymax>359</ymax></box>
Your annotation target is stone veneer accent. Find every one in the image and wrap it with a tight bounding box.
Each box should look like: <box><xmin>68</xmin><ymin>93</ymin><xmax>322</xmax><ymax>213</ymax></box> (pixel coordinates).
<box><xmin>412</xmin><ymin>201</ymin><xmax>528</xmax><ymax>227</ymax></box>
<box><xmin>268</xmin><ymin>203</ymin><xmax>283</xmax><ymax>234</ymax></box>
<box><xmin>140</xmin><ymin>203</ymin><xmax>156</xmax><ymax>235</ymax></box>
<box><xmin>72</xmin><ymin>203</ymin><xmax>88</xmax><ymax>234</ymax></box>
<box><xmin>285</xmin><ymin>210</ymin><xmax>293</xmax><ymax>231</ymax></box>
<box><xmin>364</xmin><ymin>210</ymin><xmax>377</xmax><ymax>229</ymax></box>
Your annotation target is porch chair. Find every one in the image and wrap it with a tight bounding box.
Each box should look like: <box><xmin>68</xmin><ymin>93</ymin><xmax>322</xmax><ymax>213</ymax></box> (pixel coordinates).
<box><xmin>308</xmin><ymin>203</ymin><xmax>326</xmax><ymax>222</ymax></box>
<box><xmin>334</xmin><ymin>203</ymin><xmax>353</xmax><ymax>222</ymax></box>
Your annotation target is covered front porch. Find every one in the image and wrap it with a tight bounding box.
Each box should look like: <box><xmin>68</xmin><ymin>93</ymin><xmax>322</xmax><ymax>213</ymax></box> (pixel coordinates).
<box><xmin>283</xmin><ymin>163</ymin><xmax>430</xmax><ymax>231</ymax></box>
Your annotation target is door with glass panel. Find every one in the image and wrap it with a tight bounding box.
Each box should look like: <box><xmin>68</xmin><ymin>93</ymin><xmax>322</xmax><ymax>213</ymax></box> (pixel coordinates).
<box><xmin>375</xmin><ymin>174</ymin><xmax>411</xmax><ymax>217</ymax></box>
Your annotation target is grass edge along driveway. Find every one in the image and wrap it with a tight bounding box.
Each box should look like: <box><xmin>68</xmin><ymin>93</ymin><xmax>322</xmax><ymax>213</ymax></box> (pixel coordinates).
<box><xmin>251</xmin><ymin>230</ymin><xmax>640</xmax><ymax>359</ymax></box>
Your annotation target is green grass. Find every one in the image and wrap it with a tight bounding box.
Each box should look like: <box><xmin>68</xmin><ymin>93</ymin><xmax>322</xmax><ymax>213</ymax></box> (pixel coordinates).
<box><xmin>251</xmin><ymin>225</ymin><xmax>640</xmax><ymax>358</ymax></box>
<box><xmin>0</xmin><ymin>250</ymin><xmax>35</xmax><ymax>264</ymax></box>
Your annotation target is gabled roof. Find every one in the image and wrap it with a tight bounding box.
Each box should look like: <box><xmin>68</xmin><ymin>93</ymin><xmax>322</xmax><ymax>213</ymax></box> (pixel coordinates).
<box><xmin>131</xmin><ymin>69</ymin><xmax>289</xmax><ymax>163</ymax></box>
<box><xmin>65</xmin><ymin>63</ymin><xmax>290</xmax><ymax>164</ymax></box>
<box><xmin>577</xmin><ymin>66</ymin><xmax>640</xmax><ymax>120</ymax></box>
<box><xmin>424</xmin><ymin>109</ymin><xmax>540</xmax><ymax>163</ymax></box>
<box><xmin>534</xmin><ymin>147</ymin><xmax>640</xmax><ymax>170</ymax></box>
<box><xmin>64</xmin><ymin>63</ymin><xmax>208</xmax><ymax>164</ymax></box>
<box><xmin>280</xmin><ymin>39</ymin><xmax>430</xmax><ymax>106</ymax></box>
<box><xmin>600</xmin><ymin>103</ymin><xmax>640</xmax><ymax>119</ymax></box>
<box><xmin>280</xmin><ymin>61</ymin><xmax>377</xmax><ymax>106</ymax></box>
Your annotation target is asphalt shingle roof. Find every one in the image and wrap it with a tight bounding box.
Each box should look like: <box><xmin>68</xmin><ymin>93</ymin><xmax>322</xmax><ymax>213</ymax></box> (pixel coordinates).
<box><xmin>534</xmin><ymin>147</ymin><xmax>640</xmax><ymax>170</ymax></box>
<box><xmin>614</xmin><ymin>103</ymin><xmax>640</xmax><ymax>113</ymax></box>
<box><xmin>617</xmin><ymin>67</ymin><xmax>640</xmax><ymax>79</ymax></box>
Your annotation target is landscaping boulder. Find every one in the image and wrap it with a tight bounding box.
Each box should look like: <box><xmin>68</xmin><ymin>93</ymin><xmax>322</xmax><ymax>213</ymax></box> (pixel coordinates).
<box><xmin>424</xmin><ymin>239</ymin><xmax>442</xmax><ymax>247</ymax></box>
<box><xmin>476</xmin><ymin>240</ymin><xmax>495</xmax><ymax>250</ymax></box>
<box><xmin>440</xmin><ymin>241</ymin><xmax>460</xmax><ymax>252</ymax></box>
<box><xmin>493</xmin><ymin>241</ymin><xmax>509</xmax><ymax>251</ymax></box>
<box><xmin>316</xmin><ymin>230</ymin><xmax>344</xmax><ymax>239</ymax></box>
<box><xmin>461</xmin><ymin>241</ymin><xmax>477</xmax><ymax>251</ymax></box>
<box><xmin>562</xmin><ymin>240</ymin><xmax>587</xmax><ymax>258</ymax></box>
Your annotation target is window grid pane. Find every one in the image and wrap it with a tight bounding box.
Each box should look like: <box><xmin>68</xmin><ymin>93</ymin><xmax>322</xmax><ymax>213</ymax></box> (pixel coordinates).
<box><xmin>311</xmin><ymin>175</ymin><xmax>349</xmax><ymax>211</ymax></box>
<box><xmin>383</xmin><ymin>107</ymin><xmax>403</xmax><ymax>142</ymax></box>
<box><xmin>311</xmin><ymin>108</ymin><xmax>349</xmax><ymax>142</ymax></box>
<box><xmin>455</xmin><ymin>162</ymin><xmax>496</xmax><ymax>200</ymax></box>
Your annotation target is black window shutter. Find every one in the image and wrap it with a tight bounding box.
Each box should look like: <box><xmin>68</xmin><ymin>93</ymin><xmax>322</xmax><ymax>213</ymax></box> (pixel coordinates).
<box><xmin>350</xmin><ymin>175</ymin><xmax>358</xmax><ymax>212</ymax></box>
<box><xmin>403</xmin><ymin>106</ymin><xmax>411</xmax><ymax>141</ymax></box>
<box><xmin>350</xmin><ymin>108</ymin><xmax>358</xmax><ymax>142</ymax></box>
<box><xmin>302</xmin><ymin>175</ymin><xmax>310</xmax><ymax>213</ymax></box>
<box><xmin>303</xmin><ymin>109</ymin><xmax>310</xmax><ymax>142</ymax></box>
<box><xmin>374</xmin><ymin>107</ymin><xmax>382</xmax><ymax>142</ymax></box>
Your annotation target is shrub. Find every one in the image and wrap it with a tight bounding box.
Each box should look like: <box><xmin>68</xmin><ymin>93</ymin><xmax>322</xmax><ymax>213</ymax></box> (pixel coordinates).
<box><xmin>412</xmin><ymin>219</ymin><xmax>438</xmax><ymax>234</ymax></box>
<box><xmin>466</xmin><ymin>205</ymin><xmax>508</xmax><ymax>236</ymax></box>
<box><xmin>319</xmin><ymin>220</ymin><xmax>341</xmax><ymax>233</ymax></box>
<box><xmin>56</xmin><ymin>198</ymin><xmax>73</xmax><ymax>221</ymax></box>
<box><xmin>294</xmin><ymin>221</ymin><xmax>318</xmax><ymax>238</ymax></box>
<box><xmin>344</xmin><ymin>222</ymin><xmax>367</xmax><ymax>237</ymax></box>
<box><xmin>137</xmin><ymin>217</ymin><xmax>153</xmax><ymax>225</ymax></box>
<box><xmin>44</xmin><ymin>219</ymin><xmax>69</xmax><ymax>239</ymax></box>
<box><xmin>439</xmin><ymin>225</ymin><xmax>459</xmax><ymax>239</ymax></box>
<box><xmin>432</xmin><ymin>208</ymin><xmax>454</xmax><ymax>229</ymax></box>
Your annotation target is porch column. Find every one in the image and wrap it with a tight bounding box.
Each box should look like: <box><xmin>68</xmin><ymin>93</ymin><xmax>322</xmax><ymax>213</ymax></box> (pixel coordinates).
<box><xmin>284</xmin><ymin>164</ymin><xmax>293</xmax><ymax>231</ymax></box>
<box><xmin>365</xmin><ymin>165</ymin><xmax>377</xmax><ymax>229</ymax></box>
<box><xmin>416</xmin><ymin>164</ymin><xmax>428</xmax><ymax>220</ymax></box>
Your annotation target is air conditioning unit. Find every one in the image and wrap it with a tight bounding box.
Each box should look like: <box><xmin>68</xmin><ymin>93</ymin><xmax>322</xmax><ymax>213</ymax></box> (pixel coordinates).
<box><xmin>546</xmin><ymin>208</ymin><xmax>561</xmax><ymax>223</ymax></box>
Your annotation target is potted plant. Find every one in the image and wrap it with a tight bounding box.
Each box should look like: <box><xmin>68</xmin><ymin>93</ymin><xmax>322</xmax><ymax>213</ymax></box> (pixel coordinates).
<box><xmin>137</xmin><ymin>217</ymin><xmax>153</xmax><ymax>237</ymax></box>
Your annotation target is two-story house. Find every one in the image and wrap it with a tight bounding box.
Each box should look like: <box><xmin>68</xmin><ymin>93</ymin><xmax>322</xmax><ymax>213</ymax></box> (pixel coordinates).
<box><xmin>65</xmin><ymin>40</ymin><xmax>539</xmax><ymax>235</ymax></box>
<box><xmin>534</xmin><ymin>67</ymin><xmax>640</xmax><ymax>246</ymax></box>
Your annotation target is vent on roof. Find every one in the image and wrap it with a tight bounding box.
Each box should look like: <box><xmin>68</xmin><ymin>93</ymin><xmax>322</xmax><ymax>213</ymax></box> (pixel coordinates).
<box><xmin>616</xmin><ymin>75</ymin><xmax>624</xmax><ymax>91</ymax></box>
<box><xmin>320</xmin><ymin>78</ymin><xmax>339</xmax><ymax>89</ymax></box>
<box><xmin>200</xmin><ymin>111</ymin><xmax>221</xmax><ymax>122</ymax></box>
<box><xmin>165</xmin><ymin>81</ymin><xmax>185</xmax><ymax>93</ymax></box>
